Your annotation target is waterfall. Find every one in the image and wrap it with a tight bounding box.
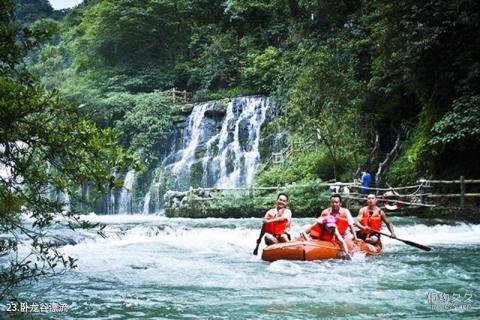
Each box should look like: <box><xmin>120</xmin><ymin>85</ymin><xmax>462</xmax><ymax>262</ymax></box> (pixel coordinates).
<box><xmin>168</xmin><ymin>102</ymin><xmax>209</xmax><ymax>190</ymax></box>
<box><xmin>273</xmin><ymin>132</ymin><xmax>289</xmax><ymax>153</ymax></box>
<box><xmin>142</xmin><ymin>191</ymin><xmax>150</xmax><ymax>215</ymax></box>
<box><xmin>154</xmin><ymin>183</ymin><xmax>163</xmax><ymax>214</ymax></box>
<box><xmin>61</xmin><ymin>192</ymin><xmax>71</xmax><ymax>213</ymax></box>
<box><xmin>209</xmin><ymin>96</ymin><xmax>268</xmax><ymax>187</ymax></box>
<box><xmin>164</xmin><ymin>96</ymin><xmax>270</xmax><ymax>190</ymax></box>
<box><xmin>118</xmin><ymin>169</ymin><xmax>135</xmax><ymax>214</ymax></box>
<box><xmin>106</xmin><ymin>193</ymin><xmax>115</xmax><ymax>215</ymax></box>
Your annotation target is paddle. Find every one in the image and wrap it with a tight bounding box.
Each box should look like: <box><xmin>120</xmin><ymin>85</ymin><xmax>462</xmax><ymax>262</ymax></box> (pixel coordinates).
<box><xmin>374</xmin><ymin>231</ymin><xmax>432</xmax><ymax>251</ymax></box>
<box><xmin>253</xmin><ymin>223</ymin><xmax>266</xmax><ymax>255</ymax></box>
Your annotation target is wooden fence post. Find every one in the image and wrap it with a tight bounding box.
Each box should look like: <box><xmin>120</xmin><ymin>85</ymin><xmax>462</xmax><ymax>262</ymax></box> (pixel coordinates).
<box><xmin>460</xmin><ymin>176</ymin><xmax>465</xmax><ymax>209</ymax></box>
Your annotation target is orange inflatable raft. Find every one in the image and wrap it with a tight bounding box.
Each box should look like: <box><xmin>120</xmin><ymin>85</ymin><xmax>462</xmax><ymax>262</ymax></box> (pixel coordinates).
<box><xmin>261</xmin><ymin>239</ymin><xmax>382</xmax><ymax>262</ymax></box>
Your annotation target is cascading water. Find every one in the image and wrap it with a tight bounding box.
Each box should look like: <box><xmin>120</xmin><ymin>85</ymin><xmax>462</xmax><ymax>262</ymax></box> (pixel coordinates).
<box><xmin>212</xmin><ymin>96</ymin><xmax>268</xmax><ymax>187</ymax></box>
<box><xmin>61</xmin><ymin>192</ymin><xmax>71</xmax><ymax>213</ymax></box>
<box><xmin>142</xmin><ymin>191</ymin><xmax>150</xmax><ymax>215</ymax></box>
<box><xmin>164</xmin><ymin>96</ymin><xmax>270</xmax><ymax>190</ymax></box>
<box><xmin>107</xmin><ymin>193</ymin><xmax>115</xmax><ymax>215</ymax></box>
<box><xmin>118</xmin><ymin>169</ymin><xmax>135</xmax><ymax>214</ymax></box>
<box><xmin>169</xmin><ymin>102</ymin><xmax>210</xmax><ymax>190</ymax></box>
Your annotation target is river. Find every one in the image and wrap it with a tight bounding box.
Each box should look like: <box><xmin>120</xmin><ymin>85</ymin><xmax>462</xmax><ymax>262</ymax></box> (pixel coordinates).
<box><xmin>4</xmin><ymin>215</ymin><xmax>480</xmax><ymax>319</ymax></box>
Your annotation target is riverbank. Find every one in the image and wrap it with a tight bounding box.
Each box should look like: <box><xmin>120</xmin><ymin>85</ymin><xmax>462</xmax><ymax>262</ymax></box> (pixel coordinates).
<box><xmin>163</xmin><ymin>187</ymin><xmax>480</xmax><ymax>222</ymax></box>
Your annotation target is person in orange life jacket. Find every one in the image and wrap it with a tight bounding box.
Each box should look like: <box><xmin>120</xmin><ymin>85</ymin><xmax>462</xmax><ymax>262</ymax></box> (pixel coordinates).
<box><xmin>356</xmin><ymin>193</ymin><xmax>396</xmax><ymax>245</ymax></box>
<box><xmin>320</xmin><ymin>194</ymin><xmax>358</xmax><ymax>241</ymax></box>
<box><xmin>263</xmin><ymin>193</ymin><xmax>292</xmax><ymax>245</ymax></box>
<box><xmin>304</xmin><ymin>215</ymin><xmax>350</xmax><ymax>257</ymax></box>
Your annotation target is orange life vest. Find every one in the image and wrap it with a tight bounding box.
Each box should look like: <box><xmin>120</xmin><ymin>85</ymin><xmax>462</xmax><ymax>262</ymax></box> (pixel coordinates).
<box><xmin>264</xmin><ymin>208</ymin><xmax>290</xmax><ymax>237</ymax></box>
<box><xmin>321</xmin><ymin>208</ymin><xmax>350</xmax><ymax>235</ymax></box>
<box><xmin>309</xmin><ymin>223</ymin><xmax>334</xmax><ymax>241</ymax></box>
<box><xmin>359</xmin><ymin>207</ymin><xmax>383</xmax><ymax>234</ymax></box>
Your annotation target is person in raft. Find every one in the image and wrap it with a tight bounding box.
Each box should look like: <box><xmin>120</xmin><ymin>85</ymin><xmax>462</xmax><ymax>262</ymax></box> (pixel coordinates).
<box><xmin>263</xmin><ymin>193</ymin><xmax>292</xmax><ymax>245</ymax></box>
<box><xmin>356</xmin><ymin>193</ymin><xmax>396</xmax><ymax>245</ymax></box>
<box><xmin>303</xmin><ymin>215</ymin><xmax>351</xmax><ymax>258</ymax></box>
<box><xmin>319</xmin><ymin>194</ymin><xmax>359</xmax><ymax>241</ymax></box>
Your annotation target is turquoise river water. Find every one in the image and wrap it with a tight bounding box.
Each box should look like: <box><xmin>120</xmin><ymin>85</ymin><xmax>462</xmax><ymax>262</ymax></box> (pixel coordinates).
<box><xmin>1</xmin><ymin>215</ymin><xmax>479</xmax><ymax>319</ymax></box>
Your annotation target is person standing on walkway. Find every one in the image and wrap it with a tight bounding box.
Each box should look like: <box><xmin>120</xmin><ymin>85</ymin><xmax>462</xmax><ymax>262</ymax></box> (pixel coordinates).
<box><xmin>361</xmin><ymin>171</ymin><xmax>371</xmax><ymax>194</ymax></box>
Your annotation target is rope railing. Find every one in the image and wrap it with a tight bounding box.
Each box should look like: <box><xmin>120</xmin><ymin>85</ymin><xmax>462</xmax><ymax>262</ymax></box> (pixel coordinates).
<box><xmin>190</xmin><ymin>182</ymin><xmax>429</xmax><ymax>194</ymax></box>
<box><xmin>346</xmin><ymin>195</ymin><xmax>436</xmax><ymax>208</ymax></box>
<box><xmin>169</xmin><ymin>176</ymin><xmax>478</xmax><ymax>211</ymax></box>
<box><xmin>424</xmin><ymin>179</ymin><xmax>480</xmax><ymax>184</ymax></box>
<box><xmin>159</xmin><ymin>88</ymin><xmax>192</xmax><ymax>104</ymax></box>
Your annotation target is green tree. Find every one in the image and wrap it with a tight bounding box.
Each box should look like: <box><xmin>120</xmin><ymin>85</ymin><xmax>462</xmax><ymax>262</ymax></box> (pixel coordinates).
<box><xmin>241</xmin><ymin>46</ymin><xmax>283</xmax><ymax>93</ymax></box>
<box><xmin>0</xmin><ymin>0</ymin><xmax>137</xmax><ymax>299</ymax></box>
<box><xmin>15</xmin><ymin>0</ymin><xmax>53</xmax><ymax>25</ymax></box>
<box><xmin>63</xmin><ymin>0</ymin><xmax>192</xmax><ymax>93</ymax></box>
<box><xmin>430</xmin><ymin>96</ymin><xmax>480</xmax><ymax>147</ymax></box>
<box><xmin>287</xmin><ymin>46</ymin><xmax>366</xmax><ymax>179</ymax></box>
<box><xmin>115</xmin><ymin>92</ymin><xmax>175</xmax><ymax>164</ymax></box>
<box><xmin>366</xmin><ymin>0</ymin><xmax>480</xmax><ymax>177</ymax></box>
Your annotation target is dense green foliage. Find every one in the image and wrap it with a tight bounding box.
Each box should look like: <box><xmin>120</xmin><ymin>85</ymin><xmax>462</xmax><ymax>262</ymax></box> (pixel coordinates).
<box><xmin>368</xmin><ymin>0</ymin><xmax>480</xmax><ymax>181</ymax></box>
<box><xmin>95</xmin><ymin>92</ymin><xmax>175</xmax><ymax>164</ymax></box>
<box><xmin>1</xmin><ymin>0</ymin><xmax>137</xmax><ymax>299</ymax></box>
<box><xmin>15</xmin><ymin>0</ymin><xmax>53</xmax><ymax>24</ymax></box>
<box><xmin>29</xmin><ymin>0</ymin><xmax>480</xmax><ymax>186</ymax></box>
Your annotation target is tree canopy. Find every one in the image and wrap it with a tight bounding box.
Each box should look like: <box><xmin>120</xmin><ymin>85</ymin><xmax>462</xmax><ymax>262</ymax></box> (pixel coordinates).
<box><xmin>26</xmin><ymin>0</ymin><xmax>480</xmax><ymax>184</ymax></box>
<box><xmin>1</xmin><ymin>0</ymin><xmax>137</xmax><ymax>299</ymax></box>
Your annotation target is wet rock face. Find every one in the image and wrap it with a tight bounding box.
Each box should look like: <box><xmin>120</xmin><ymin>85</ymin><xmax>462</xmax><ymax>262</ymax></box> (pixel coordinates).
<box><xmin>238</xmin><ymin>118</ymin><xmax>250</xmax><ymax>150</ymax></box>
<box><xmin>198</xmin><ymin>116</ymin><xmax>222</xmax><ymax>147</ymax></box>
<box><xmin>231</xmin><ymin>98</ymin><xmax>245</xmax><ymax>114</ymax></box>
<box><xmin>204</xmin><ymin>100</ymin><xmax>227</xmax><ymax>118</ymax></box>
<box><xmin>179</xmin><ymin>104</ymin><xmax>194</xmax><ymax>115</ymax></box>
<box><xmin>172</xmin><ymin>115</ymin><xmax>187</xmax><ymax>126</ymax></box>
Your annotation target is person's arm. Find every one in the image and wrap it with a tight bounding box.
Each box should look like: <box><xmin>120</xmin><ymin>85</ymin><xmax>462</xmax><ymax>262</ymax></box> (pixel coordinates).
<box><xmin>355</xmin><ymin>208</ymin><xmax>370</xmax><ymax>232</ymax></box>
<box><xmin>334</xmin><ymin>228</ymin><xmax>349</xmax><ymax>254</ymax></box>
<box><xmin>315</xmin><ymin>216</ymin><xmax>325</xmax><ymax>225</ymax></box>
<box><xmin>263</xmin><ymin>209</ymin><xmax>274</xmax><ymax>223</ymax></box>
<box><xmin>350</xmin><ymin>224</ymin><xmax>358</xmax><ymax>241</ymax></box>
<box><xmin>305</xmin><ymin>216</ymin><xmax>324</xmax><ymax>232</ymax></box>
<box><xmin>304</xmin><ymin>224</ymin><xmax>313</xmax><ymax>234</ymax></box>
<box><xmin>381</xmin><ymin>211</ymin><xmax>396</xmax><ymax>238</ymax></box>
<box><xmin>269</xmin><ymin>216</ymin><xmax>288</xmax><ymax>223</ymax></box>
<box><xmin>263</xmin><ymin>209</ymin><xmax>289</xmax><ymax>223</ymax></box>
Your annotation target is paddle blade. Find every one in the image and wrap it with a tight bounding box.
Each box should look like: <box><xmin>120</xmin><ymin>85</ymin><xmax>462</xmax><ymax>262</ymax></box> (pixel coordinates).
<box><xmin>401</xmin><ymin>239</ymin><xmax>432</xmax><ymax>251</ymax></box>
<box><xmin>376</xmin><ymin>231</ymin><xmax>432</xmax><ymax>251</ymax></box>
<box><xmin>253</xmin><ymin>224</ymin><xmax>266</xmax><ymax>255</ymax></box>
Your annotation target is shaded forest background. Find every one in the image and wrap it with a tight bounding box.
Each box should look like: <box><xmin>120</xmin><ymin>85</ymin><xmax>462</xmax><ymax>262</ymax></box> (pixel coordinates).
<box><xmin>16</xmin><ymin>0</ymin><xmax>480</xmax><ymax>185</ymax></box>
